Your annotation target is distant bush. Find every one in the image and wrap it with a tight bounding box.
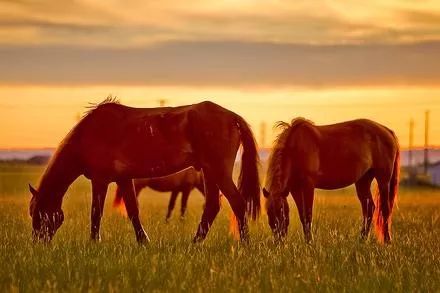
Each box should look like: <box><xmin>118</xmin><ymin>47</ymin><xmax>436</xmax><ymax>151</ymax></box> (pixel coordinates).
<box><xmin>0</xmin><ymin>155</ymin><xmax>50</xmax><ymax>166</ymax></box>
<box><xmin>26</xmin><ymin>155</ymin><xmax>50</xmax><ymax>165</ymax></box>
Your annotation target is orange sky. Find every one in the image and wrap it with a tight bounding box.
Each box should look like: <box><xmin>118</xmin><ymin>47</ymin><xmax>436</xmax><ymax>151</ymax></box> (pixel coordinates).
<box><xmin>2</xmin><ymin>0</ymin><xmax>440</xmax><ymax>46</ymax></box>
<box><xmin>0</xmin><ymin>1</ymin><xmax>439</xmax><ymax>149</ymax></box>
<box><xmin>1</xmin><ymin>85</ymin><xmax>439</xmax><ymax>149</ymax></box>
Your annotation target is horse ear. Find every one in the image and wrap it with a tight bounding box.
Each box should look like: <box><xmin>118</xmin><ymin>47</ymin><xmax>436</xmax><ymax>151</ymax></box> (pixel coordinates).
<box><xmin>262</xmin><ymin>188</ymin><xmax>270</xmax><ymax>198</ymax></box>
<box><xmin>29</xmin><ymin>184</ymin><xmax>39</xmax><ymax>197</ymax></box>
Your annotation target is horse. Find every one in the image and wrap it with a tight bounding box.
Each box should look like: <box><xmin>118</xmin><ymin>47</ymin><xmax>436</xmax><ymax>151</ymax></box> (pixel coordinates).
<box><xmin>263</xmin><ymin>118</ymin><xmax>400</xmax><ymax>244</ymax></box>
<box><xmin>29</xmin><ymin>98</ymin><xmax>260</xmax><ymax>243</ymax></box>
<box><xmin>113</xmin><ymin>167</ymin><xmax>205</xmax><ymax>221</ymax></box>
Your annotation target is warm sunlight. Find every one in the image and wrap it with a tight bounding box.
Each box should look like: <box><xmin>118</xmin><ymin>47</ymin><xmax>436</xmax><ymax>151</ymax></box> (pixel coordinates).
<box><xmin>0</xmin><ymin>85</ymin><xmax>439</xmax><ymax>148</ymax></box>
<box><xmin>1</xmin><ymin>1</ymin><xmax>440</xmax><ymax>291</ymax></box>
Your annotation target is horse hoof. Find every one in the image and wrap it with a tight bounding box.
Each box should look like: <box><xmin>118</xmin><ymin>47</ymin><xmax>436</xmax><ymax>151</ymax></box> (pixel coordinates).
<box><xmin>384</xmin><ymin>235</ymin><xmax>392</xmax><ymax>245</ymax></box>
<box><xmin>240</xmin><ymin>236</ymin><xmax>250</xmax><ymax>244</ymax></box>
<box><xmin>272</xmin><ymin>236</ymin><xmax>285</xmax><ymax>246</ymax></box>
<box><xmin>137</xmin><ymin>236</ymin><xmax>150</xmax><ymax>245</ymax></box>
<box><xmin>272</xmin><ymin>232</ymin><xmax>286</xmax><ymax>245</ymax></box>
<box><xmin>359</xmin><ymin>232</ymin><xmax>369</xmax><ymax>242</ymax></box>
<box><xmin>239</xmin><ymin>230</ymin><xmax>250</xmax><ymax>244</ymax></box>
<box><xmin>136</xmin><ymin>231</ymin><xmax>150</xmax><ymax>245</ymax></box>
<box><xmin>90</xmin><ymin>234</ymin><xmax>101</xmax><ymax>242</ymax></box>
<box><xmin>192</xmin><ymin>235</ymin><xmax>205</xmax><ymax>243</ymax></box>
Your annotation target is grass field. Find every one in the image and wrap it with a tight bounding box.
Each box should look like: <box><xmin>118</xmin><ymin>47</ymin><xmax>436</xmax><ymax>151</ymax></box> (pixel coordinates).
<box><xmin>0</xmin><ymin>163</ymin><xmax>439</xmax><ymax>292</ymax></box>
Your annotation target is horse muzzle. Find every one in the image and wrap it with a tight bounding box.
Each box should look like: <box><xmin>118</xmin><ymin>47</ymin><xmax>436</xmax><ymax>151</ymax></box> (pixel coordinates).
<box><xmin>271</xmin><ymin>221</ymin><xmax>288</xmax><ymax>242</ymax></box>
<box><xmin>32</xmin><ymin>229</ymin><xmax>53</xmax><ymax>244</ymax></box>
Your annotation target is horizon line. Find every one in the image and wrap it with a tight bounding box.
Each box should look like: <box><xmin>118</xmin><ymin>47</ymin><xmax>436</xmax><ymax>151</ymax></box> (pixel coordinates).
<box><xmin>1</xmin><ymin>146</ymin><xmax>440</xmax><ymax>151</ymax></box>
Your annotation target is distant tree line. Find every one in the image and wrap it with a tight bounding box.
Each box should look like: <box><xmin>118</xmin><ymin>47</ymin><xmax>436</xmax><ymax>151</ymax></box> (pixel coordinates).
<box><xmin>0</xmin><ymin>155</ymin><xmax>50</xmax><ymax>165</ymax></box>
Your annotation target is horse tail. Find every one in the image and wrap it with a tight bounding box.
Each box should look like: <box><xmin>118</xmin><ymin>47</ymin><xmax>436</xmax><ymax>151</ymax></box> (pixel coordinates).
<box><xmin>374</xmin><ymin>135</ymin><xmax>400</xmax><ymax>243</ymax></box>
<box><xmin>389</xmin><ymin>147</ymin><xmax>400</xmax><ymax>218</ymax></box>
<box><xmin>113</xmin><ymin>184</ymin><xmax>125</xmax><ymax>208</ymax></box>
<box><xmin>236</xmin><ymin>115</ymin><xmax>261</xmax><ymax>220</ymax></box>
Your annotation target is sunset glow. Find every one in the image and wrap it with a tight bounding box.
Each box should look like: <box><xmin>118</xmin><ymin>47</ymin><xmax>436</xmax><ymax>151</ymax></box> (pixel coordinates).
<box><xmin>1</xmin><ymin>1</ymin><xmax>440</xmax><ymax>149</ymax></box>
<box><xmin>1</xmin><ymin>2</ymin><xmax>440</xmax><ymax>291</ymax></box>
<box><xmin>2</xmin><ymin>0</ymin><xmax>440</xmax><ymax>46</ymax></box>
<box><xmin>0</xmin><ymin>85</ymin><xmax>439</xmax><ymax>148</ymax></box>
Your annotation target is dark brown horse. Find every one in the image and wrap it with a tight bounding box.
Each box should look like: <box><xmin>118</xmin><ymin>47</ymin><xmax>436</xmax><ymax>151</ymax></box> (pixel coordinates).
<box><xmin>263</xmin><ymin>118</ymin><xmax>400</xmax><ymax>244</ymax></box>
<box><xmin>29</xmin><ymin>98</ymin><xmax>260</xmax><ymax>243</ymax></box>
<box><xmin>113</xmin><ymin>167</ymin><xmax>204</xmax><ymax>221</ymax></box>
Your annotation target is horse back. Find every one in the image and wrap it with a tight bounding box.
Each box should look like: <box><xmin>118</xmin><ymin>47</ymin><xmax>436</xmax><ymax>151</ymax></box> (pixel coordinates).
<box><xmin>71</xmin><ymin>103</ymin><xmax>195</xmax><ymax>179</ymax></box>
<box><xmin>318</xmin><ymin>119</ymin><xmax>398</xmax><ymax>161</ymax></box>
<box><xmin>187</xmin><ymin>101</ymin><xmax>242</xmax><ymax>167</ymax></box>
<box><xmin>287</xmin><ymin>119</ymin><xmax>398</xmax><ymax>189</ymax></box>
<box><xmin>66</xmin><ymin>101</ymin><xmax>241</xmax><ymax>180</ymax></box>
<box><xmin>315</xmin><ymin>119</ymin><xmax>398</xmax><ymax>188</ymax></box>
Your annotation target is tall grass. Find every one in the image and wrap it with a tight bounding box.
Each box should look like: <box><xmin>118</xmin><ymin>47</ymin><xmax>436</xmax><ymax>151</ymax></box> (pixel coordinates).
<box><xmin>0</xmin><ymin>164</ymin><xmax>439</xmax><ymax>291</ymax></box>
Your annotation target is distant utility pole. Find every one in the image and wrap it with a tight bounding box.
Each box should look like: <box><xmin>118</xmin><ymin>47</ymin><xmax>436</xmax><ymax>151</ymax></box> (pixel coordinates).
<box><xmin>424</xmin><ymin>110</ymin><xmax>430</xmax><ymax>174</ymax></box>
<box><xmin>260</xmin><ymin>121</ymin><xmax>267</xmax><ymax>149</ymax></box>
<box><xmin>158</xmin><ymin>99</ymin><xmax>167</xmax><ymax>107</ymax></box>
<box><xmin>409</xmin><ymin>118</ymin><xmax>414</xmax><ymax>168</ymax></box>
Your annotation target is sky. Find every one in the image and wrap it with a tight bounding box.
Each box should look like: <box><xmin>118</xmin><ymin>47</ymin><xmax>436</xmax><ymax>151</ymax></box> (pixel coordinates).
<box><xmin>0</xmin><ymin>0</ymin><xmax>440</xmax><ymax>148</ymax></box>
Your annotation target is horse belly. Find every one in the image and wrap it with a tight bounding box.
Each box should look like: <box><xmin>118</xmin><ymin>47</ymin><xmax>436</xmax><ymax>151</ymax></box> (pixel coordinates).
<box><xmin>315</xmin><ymin>173</ymin><xmax>358</xmax><ymax>190</ymax></box>
<box><xmin>146</xmin><ymin>179</ymin><xmax>180</xmax><ymax>192</ymax></box>
<box><xmin>315</xmin><ymin>152</ymin><xmax>372</xmax><ymax>190</ymax></box>
<box><xmin>123</xmin><ymin>150</ymin><xmax>194</xmax><ymax>178</ymax></box>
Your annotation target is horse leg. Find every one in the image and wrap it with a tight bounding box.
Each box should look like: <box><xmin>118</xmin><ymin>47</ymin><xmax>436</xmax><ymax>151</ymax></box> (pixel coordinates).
<box><xmin>180</xmin><ymin>187</ymin><xmax>191</xmax><ymax>219</ymax></box>
<box><xmin>166</xmin><ymin>190</ymin><xmax>179</xmax><ymax>222</ymax></box>
<box><xmin>193</xmin><ymin>171</ymin><xmax>220</xmax><ymax>243</ymax></box>
<box><xmin>117</xmin><ymin>179</ymin><xmax>150</xmax><ymax>244</ymax></box>
<box><xmin>355</xmin><ymin>172</ymin><xmax>375</xmax><ymax>240</ymax></box>
<box><xmin>292</xmin><ymin>180</ymin><xmax>315</xmax><ymax>243</ymax></box>
<box><xmin>217</xmin><ymin>176</ymin><xmax>249</xmax><ymax>242</ymax></box>
<box><xmin>90</xmin><ymin>180</ymin><xmax>109</xmax><ymax>241</ymax></box>
<box><xmin>195</xmin><ymin>181</ymin><xmax>205</xmax><ymax>197</ymax></box>
<box><xmin>134</xmin><ymin>182</ymin><xmax>143</xmax><ymax>198</ymax></box>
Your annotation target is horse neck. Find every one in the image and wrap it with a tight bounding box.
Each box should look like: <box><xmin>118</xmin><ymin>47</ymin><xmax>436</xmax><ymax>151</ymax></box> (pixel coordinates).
<box><xmin>267</xmin><ymin>146</ymin><xmax>292</xmax><ymax>195</ymax></box>
<box><xmin>38</xmin><ymin>146</ymin><xmax>81</xmax><ymax>209</ymax></box>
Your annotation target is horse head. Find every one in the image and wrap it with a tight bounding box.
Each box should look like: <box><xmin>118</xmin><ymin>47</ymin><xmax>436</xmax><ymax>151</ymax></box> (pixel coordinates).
<box><xmin>263</xmin><ymin>187</ymin><xmax>289</xmax><ymax>240</ymax></box>
<box><xmin>29</xmin><ymin>184</ymin><xmax>64</xmax><ymax>243</ymax></box>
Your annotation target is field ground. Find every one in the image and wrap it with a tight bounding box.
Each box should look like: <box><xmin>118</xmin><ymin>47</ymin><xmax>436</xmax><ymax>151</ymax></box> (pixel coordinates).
<box><xmin>0</xmin><ymin>163</ymin><xmax>439</xmax><ymax>291</ymax></box>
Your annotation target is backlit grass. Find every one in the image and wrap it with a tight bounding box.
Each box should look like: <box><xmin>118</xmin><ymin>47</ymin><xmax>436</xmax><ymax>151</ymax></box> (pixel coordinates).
<box><xmin>0</xmin><ymin>164</ymin><xmax>439</xmax><ymax>291</ymax></box>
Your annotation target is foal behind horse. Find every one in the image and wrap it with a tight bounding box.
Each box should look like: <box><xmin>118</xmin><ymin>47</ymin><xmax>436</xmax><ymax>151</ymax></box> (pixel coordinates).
<box><xmin>113</xmin><ymin>167</ymin><xmax>204</xmax><ymax>220</ymax></box>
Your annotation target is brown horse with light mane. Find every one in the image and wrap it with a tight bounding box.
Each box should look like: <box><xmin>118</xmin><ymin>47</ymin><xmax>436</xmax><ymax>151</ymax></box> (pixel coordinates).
<box><xmin>29</xmin><ymin>98</ymin><xmax>260</xmax><ymax>243</ymax></box>
<box><xmin>113</xmin><ymin>167</ymin><xmax>204</xmax><ymax>221</ymax></box>
<box><xmin>263</xmin><ymin>118</ymin><xmax>400</xmax><ymax>244</ymax></box>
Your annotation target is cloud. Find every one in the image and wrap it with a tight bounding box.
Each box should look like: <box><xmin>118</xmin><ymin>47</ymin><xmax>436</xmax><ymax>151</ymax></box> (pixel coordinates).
<box><xmin>1</xmin><ymin>40</ymin><xmax>439</xmax><ymax>87</ymax></box>
<box><xmin>0</xmin><ymin>19</ymin><xmax>111</xmax><ymax>33</ymax></box>
<box><xmin>0</xmin><ymin>0</ymin><xmax>440</xmax><ymax>46</ymax></box>
<box><xmin>399</xmin><ymin>9</ymin><xmax>440</xmax><ymax>26</ymax></box>
<box><xmin>0</xmin><ymin>1</ymin><xmax>439</xmax><ymax>87</ymax></box>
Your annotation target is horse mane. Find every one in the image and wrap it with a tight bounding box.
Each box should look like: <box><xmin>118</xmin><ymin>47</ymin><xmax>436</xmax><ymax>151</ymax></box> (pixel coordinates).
<box><xmin>36</xmin><ymin>96</ymin><xmax>122</xmax><ymax>204</ymax></box>
<box><xmin>83</xmin><ymin>95</ymin><xmax>120</xmax><ymax>117</ymax></box>
<box><xmin>53</xmin><ymin>95</ymin><xmax>122</xmax><ymax>152</ymax></box>
<box><xmin>266</xmin><ymin>118</ymin><xmax>314</xmax><ymax>192</ymax></box>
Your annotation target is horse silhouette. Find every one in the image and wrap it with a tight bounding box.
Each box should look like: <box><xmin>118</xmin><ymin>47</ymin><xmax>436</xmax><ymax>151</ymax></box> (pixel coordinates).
<box><xmin>263</xmin><ymin>118</ymin><xmax>399</xmax><ymax>244</ymax></box>
<box><xmin>29</xmin><ymin>98</ymin><xmax>260</xmax><ymax>243</ymax></box>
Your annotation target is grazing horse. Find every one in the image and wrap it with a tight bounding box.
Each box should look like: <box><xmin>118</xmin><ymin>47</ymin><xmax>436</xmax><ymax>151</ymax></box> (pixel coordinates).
<box><xmin>113</xmin><ymin>167</ymin><xmax>205</xmax><ymax>221</ymax></box>
<box><xmin>263</xmin><ymin>118</ymin><xmax>400</xmax><ymax>244</ymax></box>
<box><xmin>29</xmin><ymin>98</ymin><xmax>260</xmax><ymax>243</ymax></box>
